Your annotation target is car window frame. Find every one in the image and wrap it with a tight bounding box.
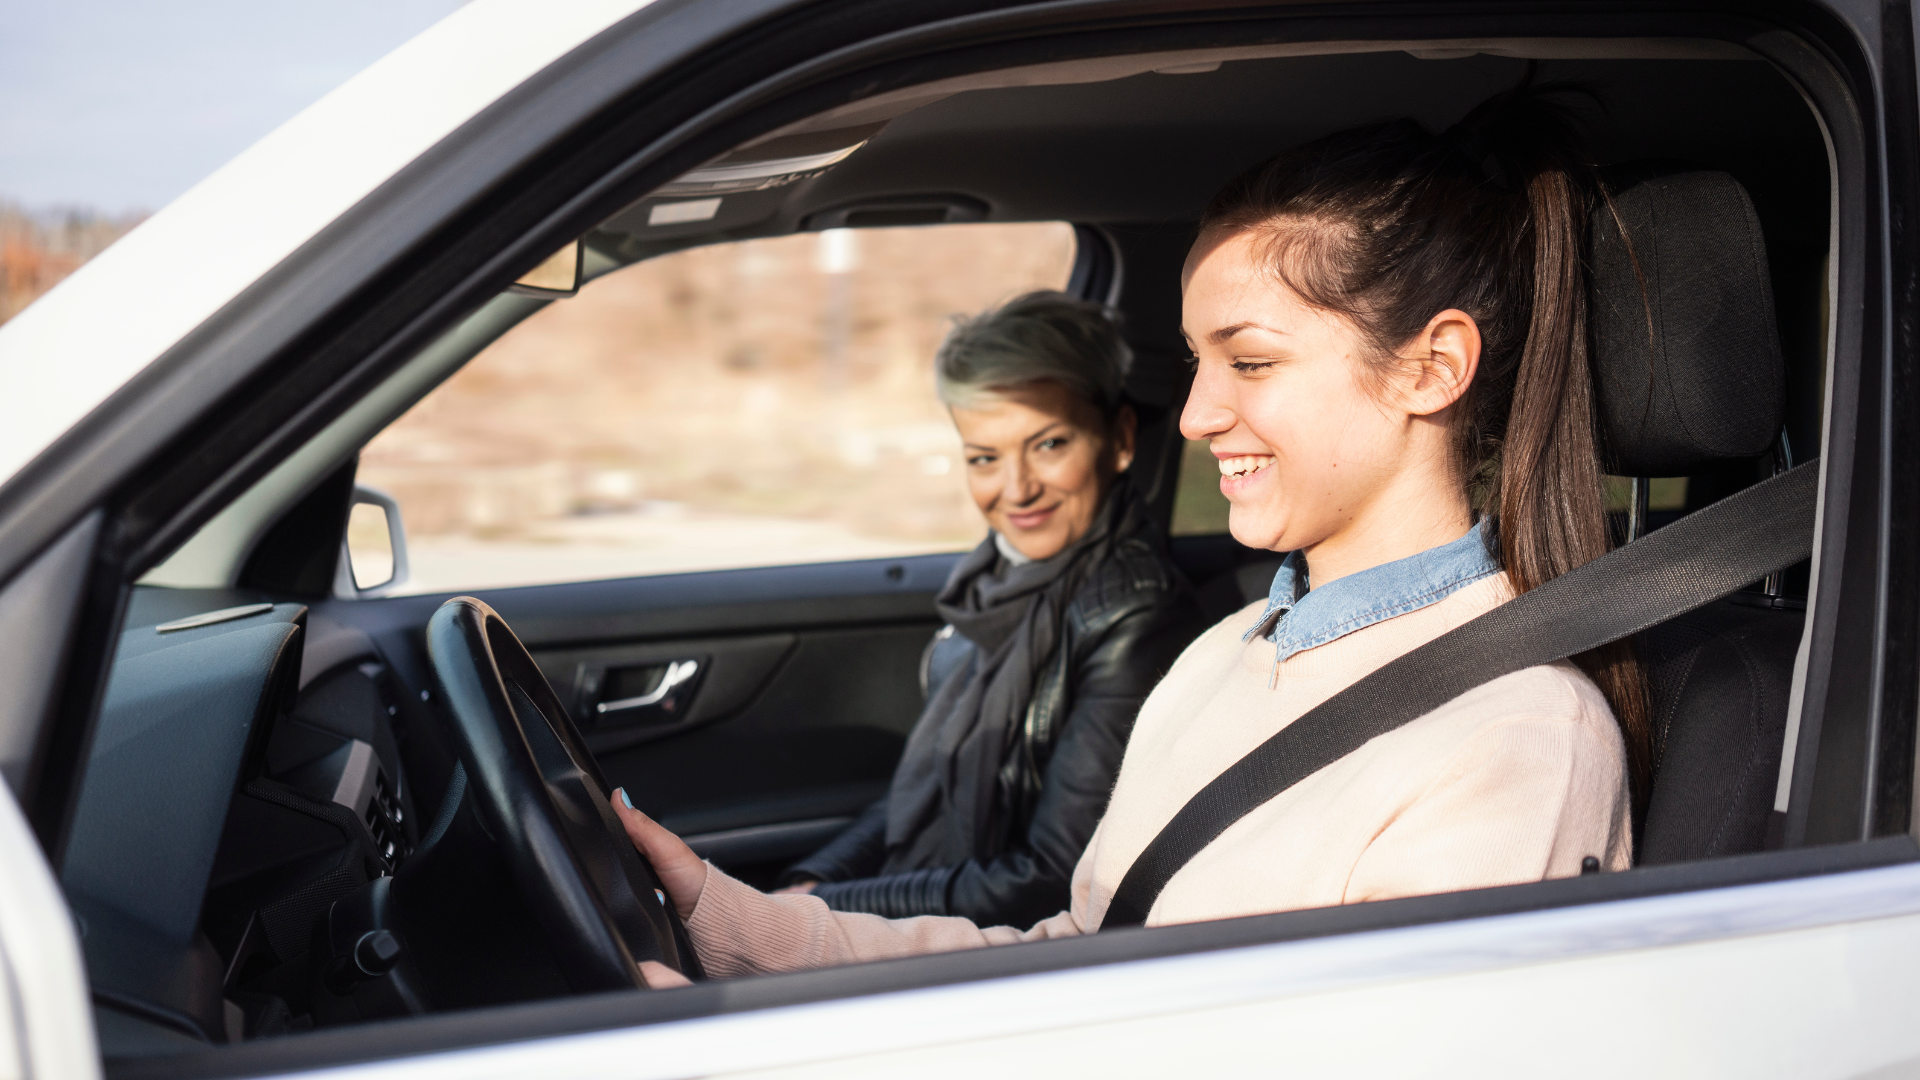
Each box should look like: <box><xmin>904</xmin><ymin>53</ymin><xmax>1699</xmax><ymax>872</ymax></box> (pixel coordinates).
<box><xmin>10</xmin><ymin>1</ymin><xmax>1911</xmax><ymax>1074</ymax></box>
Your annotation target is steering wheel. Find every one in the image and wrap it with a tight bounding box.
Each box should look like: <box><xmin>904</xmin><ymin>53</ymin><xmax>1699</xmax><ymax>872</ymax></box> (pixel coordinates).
<box><xmin>423</xmin><ymin>595</ymin><xmax>701</xmax><ymax>988</ymax></box>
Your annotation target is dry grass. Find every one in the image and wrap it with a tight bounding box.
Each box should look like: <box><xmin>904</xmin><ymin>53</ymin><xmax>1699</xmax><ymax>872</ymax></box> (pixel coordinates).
<box><xmin>0</xmin><ymin>205</ymin><xmax>144</xmax><ymax>325</ymax></box>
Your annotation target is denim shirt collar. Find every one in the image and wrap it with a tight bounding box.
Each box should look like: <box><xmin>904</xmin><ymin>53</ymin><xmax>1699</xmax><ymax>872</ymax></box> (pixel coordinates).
<box><xmin>1245</xmin><ymin>520</ymin><xmax>1500</xmax><ymax>667</ymax></box>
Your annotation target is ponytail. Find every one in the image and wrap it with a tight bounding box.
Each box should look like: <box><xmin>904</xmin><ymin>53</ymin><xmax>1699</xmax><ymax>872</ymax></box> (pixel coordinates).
<box><xmin>1199</xmin><ymin>82</ymin><xmax>1653</xmax><ymax>806</ymax></box>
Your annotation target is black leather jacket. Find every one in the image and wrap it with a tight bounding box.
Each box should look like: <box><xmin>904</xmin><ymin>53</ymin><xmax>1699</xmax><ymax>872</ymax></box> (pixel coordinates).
<box><xmin>782</xmin><ymin>540</ymin><xmax>1205</xmax><ymax>928</ymax></box>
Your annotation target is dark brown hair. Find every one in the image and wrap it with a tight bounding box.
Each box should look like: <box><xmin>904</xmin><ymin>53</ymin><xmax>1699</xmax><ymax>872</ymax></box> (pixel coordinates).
<box><xmin>1199</xmin><ymin>84</ymin><xmax>1652</xmax><ymax>804</ymax></box>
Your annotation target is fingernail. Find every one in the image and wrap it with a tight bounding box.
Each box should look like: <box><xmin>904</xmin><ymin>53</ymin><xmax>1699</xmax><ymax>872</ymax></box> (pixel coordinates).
<box><xmin>620</xmin><ymin>789</ymin><xmax>634</xmax><ymax>810</ymax></box>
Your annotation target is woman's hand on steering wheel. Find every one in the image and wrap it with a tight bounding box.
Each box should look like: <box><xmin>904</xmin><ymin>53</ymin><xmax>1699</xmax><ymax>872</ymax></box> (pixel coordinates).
<box><xmin>609</xmin><ymin>790</ymin><xmax>705</xmax><ymax>990</ymax></box>
<box><xmin>611</xmin><ymin>789</ymin><xmax>708</xmax><ymax>920</ymax></box>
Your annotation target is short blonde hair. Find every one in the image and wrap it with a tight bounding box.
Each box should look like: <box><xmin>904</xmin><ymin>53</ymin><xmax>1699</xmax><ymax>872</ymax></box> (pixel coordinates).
<box><xmin>935</xmin><ymin>291</ymin><xmax>1132</xmax><ymax>416</ymax></box>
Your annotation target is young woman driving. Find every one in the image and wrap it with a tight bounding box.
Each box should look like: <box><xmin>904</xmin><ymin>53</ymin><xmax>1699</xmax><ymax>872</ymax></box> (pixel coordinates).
<box><xmin>613</xmin><ymin>86</ymin><xmax>1649</xmax><ymax>985</ymax></box>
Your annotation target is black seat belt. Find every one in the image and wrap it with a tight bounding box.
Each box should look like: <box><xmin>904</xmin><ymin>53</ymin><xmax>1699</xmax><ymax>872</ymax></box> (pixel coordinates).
<box><xmin>1101</xmin><ymin>460</ymin><xmax>1819</xmax><ymax>929</ymax></box>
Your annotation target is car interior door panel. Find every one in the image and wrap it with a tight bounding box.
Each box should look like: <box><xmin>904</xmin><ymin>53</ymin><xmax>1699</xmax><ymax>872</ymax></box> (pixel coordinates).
<box><xmin>594</xmin><ymin>623</ymin><xmax>936</xmax><ymax>872</ymax></box>
<box><xmin>535</xmin><ymin>636</ymin><xmax>793</xmax><ymax>752</ymax></box>
<box><xmin>530</xmin><ymin>621</ymin><xmax>940</xmax><ymax>879</ymax></box>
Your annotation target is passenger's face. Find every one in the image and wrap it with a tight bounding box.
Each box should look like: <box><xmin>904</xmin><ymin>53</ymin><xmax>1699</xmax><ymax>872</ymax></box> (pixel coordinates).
<box><xmin>1178</xmin><ymin>229</ymin><xmax>1421</xmax><ymax>555</ymax></box>
<box><xmin>950</xmin><ymin>382</ymin><xmax>1135</xmax><ymax>561</ymax></box>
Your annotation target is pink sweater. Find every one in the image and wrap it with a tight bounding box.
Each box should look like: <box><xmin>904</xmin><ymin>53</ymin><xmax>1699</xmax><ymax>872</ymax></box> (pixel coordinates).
<box><xmin>687</xmin><ymin>573</ymin><xmax>1631</xmax><ymax>977</ymax></box>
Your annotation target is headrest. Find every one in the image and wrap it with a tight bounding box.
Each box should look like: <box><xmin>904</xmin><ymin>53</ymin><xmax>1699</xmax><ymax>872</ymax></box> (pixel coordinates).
<box><xmin>1588</xmin><ymin>166</ymin><xmax>1785</xmax><ymax>477</ymax></box>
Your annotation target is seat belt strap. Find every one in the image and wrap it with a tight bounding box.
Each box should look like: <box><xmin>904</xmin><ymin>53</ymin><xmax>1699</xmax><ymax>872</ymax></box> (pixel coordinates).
<box><xmin>1101</xmin><ymin>460</ymin><xmax>1820</xmax><ymax>930</ymax></box>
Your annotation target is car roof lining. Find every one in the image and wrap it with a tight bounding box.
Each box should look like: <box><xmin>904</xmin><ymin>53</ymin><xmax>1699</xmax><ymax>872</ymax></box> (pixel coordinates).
<box><xmin>605</xmin><ymin>51</ymin><xmax>1814</xmax><ymax>242</ymax></box>
<box><xmin>741</xmin><ymin>35</ymin><xmax>1756</xmax><ymax>146</ymax></box>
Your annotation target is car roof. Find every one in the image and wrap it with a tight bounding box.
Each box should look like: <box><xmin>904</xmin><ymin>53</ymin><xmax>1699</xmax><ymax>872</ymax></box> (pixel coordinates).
<box><xmin>0</xmin><ymin>0</ymin><xmax>652</xmax><ymax>490</ymax></box>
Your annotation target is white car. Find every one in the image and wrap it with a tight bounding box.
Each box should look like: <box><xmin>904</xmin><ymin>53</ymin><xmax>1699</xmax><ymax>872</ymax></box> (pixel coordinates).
<box><xmin>0</xmin><ymin>1</ymin><xmax>1915</xmax><ymax>1078</ymax></box>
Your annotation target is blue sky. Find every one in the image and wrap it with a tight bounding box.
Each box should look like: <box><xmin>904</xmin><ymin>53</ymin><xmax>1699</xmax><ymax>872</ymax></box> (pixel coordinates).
<box><xmin>0</xmin><ymin>0</ymin><xmax>465</xmax><ymax>214</ymax></box>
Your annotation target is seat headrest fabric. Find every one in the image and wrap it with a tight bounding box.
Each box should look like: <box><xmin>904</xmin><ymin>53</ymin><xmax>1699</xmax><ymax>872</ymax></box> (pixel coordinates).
<box><xmin>1588</xmin><ymin>167</ymin><xmax>1785</xmax><ymax>477</ymax></box>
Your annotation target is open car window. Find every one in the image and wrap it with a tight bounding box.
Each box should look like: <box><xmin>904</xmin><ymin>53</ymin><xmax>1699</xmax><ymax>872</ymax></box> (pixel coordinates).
<box><xmin>358</xmin><ymin>223</ymin><xmax>1074</xmax><ymax>593</ymax></box>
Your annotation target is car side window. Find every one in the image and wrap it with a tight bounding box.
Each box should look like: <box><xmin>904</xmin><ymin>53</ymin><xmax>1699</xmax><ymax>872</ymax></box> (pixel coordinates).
<box><xmin>1170</xmin><ymin>439</ymin><xmax>1232</xmax><ymax>537</ymax></box>
<box><xmin>359</xmin><ymin>223</ymin><xmax>1076</xmax><ymax>591</ymax></box>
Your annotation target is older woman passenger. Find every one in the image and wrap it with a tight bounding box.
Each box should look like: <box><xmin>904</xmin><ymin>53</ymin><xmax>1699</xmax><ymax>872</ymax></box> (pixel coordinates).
<box><xmin>774</xmin><ymin>291</ymin><xmax>1204</xmax><ymax>928</ymax></box>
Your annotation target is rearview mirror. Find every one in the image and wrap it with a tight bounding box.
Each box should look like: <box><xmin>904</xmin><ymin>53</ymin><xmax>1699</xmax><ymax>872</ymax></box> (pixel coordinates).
<box><xmin>337</xmin><ymin>485</ymin><xmax>411</xmax><ymax>598</ymax></box>
<box><xmin>506</xmin><ymin>239</ymin><xmax>583</xmax><ymax>298</ymax></box>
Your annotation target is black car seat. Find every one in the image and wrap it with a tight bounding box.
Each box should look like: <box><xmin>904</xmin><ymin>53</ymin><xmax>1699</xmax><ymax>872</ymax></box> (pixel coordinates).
<box><xmin>1191</xmin><ymin>555</ymin><xmax>1285</xmax><ymax>625</ymax></box>
<box><xmin>1587</xmin><ymin>165</ymin><xmax>1801</xmax><ymax>863</ymax></box>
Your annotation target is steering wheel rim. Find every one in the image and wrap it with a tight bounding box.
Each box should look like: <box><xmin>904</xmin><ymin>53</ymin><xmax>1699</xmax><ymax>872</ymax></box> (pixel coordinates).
<box><xmin>425</xmin><ymin>595</ymin><xmax>700</xmax><ymax>989</ymax></box>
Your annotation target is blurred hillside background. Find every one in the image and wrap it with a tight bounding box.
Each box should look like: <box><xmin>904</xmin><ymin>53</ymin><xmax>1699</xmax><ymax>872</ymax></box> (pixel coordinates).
<box><xmin>0</xmin><ymin>206</ymin><xmax>144</xmax><ymax>324</ymax></box>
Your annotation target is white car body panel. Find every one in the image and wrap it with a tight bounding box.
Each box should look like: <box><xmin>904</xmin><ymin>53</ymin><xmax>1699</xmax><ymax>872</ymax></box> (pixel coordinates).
<box><xmin>0</xmin><ymin>0</ymin><xmax>648</xmax><ymax>491</ymax></box>
<box><xmin>268</xmin><ymin>862</ymin><xmax>1920</xmax><ymax>1080</ymax></box>
<box><xmin>0</xmin><ymin>788</ymin><xmax>97</xmax><ymax>1080</ymax></box>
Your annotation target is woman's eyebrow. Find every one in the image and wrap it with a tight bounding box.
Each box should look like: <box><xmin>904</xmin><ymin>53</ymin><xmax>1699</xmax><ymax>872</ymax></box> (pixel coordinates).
<box><xmin>962</xmin><ymin>423</ymin><xmax>1071</xmax><ymax>454</ymax></box>
<box><xmin>1022</xmin><ymin>422</ymin><xmax>1071</xmax><ymax>447</ymax></box>
<box><xmin>1206</xmin><ymin>322</ymin><xmax>1289</xmax><ymax>345</ymax></box>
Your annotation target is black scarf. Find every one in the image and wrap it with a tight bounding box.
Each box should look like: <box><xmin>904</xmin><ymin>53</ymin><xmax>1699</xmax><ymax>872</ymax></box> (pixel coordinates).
<box><xmin>882</xmin><ymin>477</ymin><xmax>1151</xmax><ymax>871</ymax></box>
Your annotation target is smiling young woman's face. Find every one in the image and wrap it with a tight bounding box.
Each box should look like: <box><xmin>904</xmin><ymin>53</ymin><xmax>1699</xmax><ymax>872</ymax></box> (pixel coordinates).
<box><xmin>950</xmin><ymin>381</ymin><xmax>1135</xmax><ymax>561</ymax></box>
<box><xmin>1178</xmin><ymin>228</ymin><xmax>1477</xmax><ymax>579</ymax></box>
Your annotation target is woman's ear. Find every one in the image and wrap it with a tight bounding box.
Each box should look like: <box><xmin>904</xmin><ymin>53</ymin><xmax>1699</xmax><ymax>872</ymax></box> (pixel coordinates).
<box><xmin>1110</xmin><ymin>404</ymin><xmax>1138</xmax><ymax>473</ymax></box>
<box><xmin>1399</xmin><ymin>308</ymin><xmax>1481</xmax><ymax>417</ymax></box>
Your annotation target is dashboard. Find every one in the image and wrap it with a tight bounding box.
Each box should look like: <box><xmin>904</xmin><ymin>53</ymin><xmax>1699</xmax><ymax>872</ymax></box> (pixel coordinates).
<box><xmin>67</xmin><ymin>592</ymin><xmax>422</xmax><ymax>1051</ymax></box>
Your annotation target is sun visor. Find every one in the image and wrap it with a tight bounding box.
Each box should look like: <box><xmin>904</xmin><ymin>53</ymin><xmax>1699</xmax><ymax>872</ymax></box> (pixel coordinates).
<box><xmin>599</xmin><ymin>123</ymin><xmax>885</xmax><ymax>243</ymax></box>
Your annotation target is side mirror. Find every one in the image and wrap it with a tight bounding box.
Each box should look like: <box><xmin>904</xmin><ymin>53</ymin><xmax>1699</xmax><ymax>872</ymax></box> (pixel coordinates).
<box><xmin>506</xmin><ymin>239</ymin><xmax>582</xmax><ymax>298</ymax></box>
<box><xmin>336</xmin><ymin>485</ymin><xmax>411</xmax><ymax>598</ymax></box>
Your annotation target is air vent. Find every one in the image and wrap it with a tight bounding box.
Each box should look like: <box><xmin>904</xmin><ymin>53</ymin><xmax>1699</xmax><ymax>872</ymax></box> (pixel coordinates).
<box><xmin>313</xmin><ymin>739</ymin><xmax>409</xmax><ymax>869</ymax></box>
<box><xmin>361</xmin><ymin>768</ymin><xmax>408</xmax><ymax>868</ymax></box>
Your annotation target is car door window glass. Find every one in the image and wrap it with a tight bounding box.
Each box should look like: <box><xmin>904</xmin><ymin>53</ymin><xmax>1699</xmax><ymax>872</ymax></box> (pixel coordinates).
<box><xmin>1170</xmin><ymin>439</ymin><xmax>1233</xmax><ymax>537</ymax></box>
<box><xmin>360</xmin><ymin>223</ymin><xmax>1075</xmax><ymax>591</ymax></box>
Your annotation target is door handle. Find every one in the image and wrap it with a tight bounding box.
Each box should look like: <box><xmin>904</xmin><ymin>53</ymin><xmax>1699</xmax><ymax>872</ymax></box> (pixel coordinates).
<box><xmin>596</xmin><ymin>659</ymin><xmax>700</xmax><ymax>716</ymax></box>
